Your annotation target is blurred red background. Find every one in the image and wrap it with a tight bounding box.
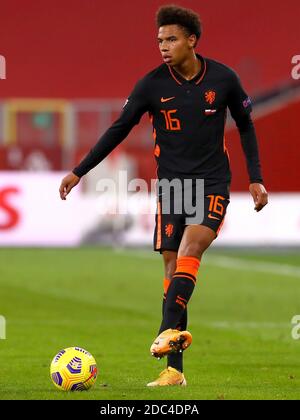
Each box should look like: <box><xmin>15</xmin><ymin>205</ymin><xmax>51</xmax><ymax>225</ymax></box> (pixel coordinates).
<box><xmin>0</xmin><ymin>0</ymin><xmax>299</xmax><ymax>191</ymax></box>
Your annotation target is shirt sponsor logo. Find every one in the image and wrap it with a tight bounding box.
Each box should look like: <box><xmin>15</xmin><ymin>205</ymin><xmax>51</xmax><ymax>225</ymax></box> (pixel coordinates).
<box><xmin>208</xmin><ymin>213</ymin><xmax>221</xmax><ymax>221</ymax></box>
<box><xmin>161</xmin><ymin>96</ymin><xmax>175</xmax><ymax>103</ymax></box>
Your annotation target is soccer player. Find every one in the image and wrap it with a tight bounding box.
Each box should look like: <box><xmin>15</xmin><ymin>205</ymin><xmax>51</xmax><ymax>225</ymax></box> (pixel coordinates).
<box><xmin>59</xmin><ymin>5</ymin><xmax>268</xmax><ymax>387</ymax></box>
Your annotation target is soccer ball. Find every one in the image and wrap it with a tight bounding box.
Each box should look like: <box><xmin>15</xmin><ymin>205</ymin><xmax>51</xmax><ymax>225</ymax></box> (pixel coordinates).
<box><xmin>50</xmin><ymin>347</ymin><xmax>98</xmax><ymax>391</ymax></box>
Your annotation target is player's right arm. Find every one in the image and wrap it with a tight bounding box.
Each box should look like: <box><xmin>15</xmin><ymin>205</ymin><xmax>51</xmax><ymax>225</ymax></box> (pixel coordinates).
<box><xmin>59</xmin><ymin>78</ymin><xmax>149</xmax><ymax>200</ymax></box>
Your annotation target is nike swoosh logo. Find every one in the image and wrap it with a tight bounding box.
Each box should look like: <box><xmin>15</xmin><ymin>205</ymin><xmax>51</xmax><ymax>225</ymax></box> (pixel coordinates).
<box><xmin>161</xmin><ymin>97</ymin><xmax>175</xmax><ymax>103</ymax></box>
<box><xmin>208</xmin><ymin>214</ymin><xmax>221</xmax><ymax>221</ymax></box>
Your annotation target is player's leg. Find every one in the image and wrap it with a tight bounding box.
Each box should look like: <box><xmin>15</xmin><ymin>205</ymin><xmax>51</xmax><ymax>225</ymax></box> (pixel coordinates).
<box><xmin>150</xmin><ymin>227</ymin><xmax>213</xmax><ymax>359</ymax></box>
<box><xmin>147</xmin><ymin>229</ymin><xmax>213</xmax><ymax>386</ymax></box>
<box><xmin>159</xmin><ymin>225</ymin><xmax>215</xmax><ymax>334</ymax></box>
<box><xmin>147</xmin><ymin>250</ymin><xmax>187</xmax><ymax>386</ymax></box>
<box><xmin>151</xmin><ymin>193</ymin><xmax>230</xmax><ymax>358</ymax></box>
<box><xmin>148</xmin><ymin>247</ymin><xmax>189</xmax><ymax>386</ymax></box>
<box><xmin>153</xmin><ymin>190</ymin><xmax>187</xmax><ymax>339</ymax></box>
<box><xmin>162</xmin><ymin>251</ymin><xmax>177</xmax><ymax>313</ymax></box>
<box><xmin>162</xmin><ymin>250</ymin><xmax>187</xmax><ymax>373</ymax></box>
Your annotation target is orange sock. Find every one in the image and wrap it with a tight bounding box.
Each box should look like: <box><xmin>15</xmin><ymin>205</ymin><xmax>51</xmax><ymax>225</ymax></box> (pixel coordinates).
<box><xmin>163</xmin><ymin>277</ymin><xmax>171</xmax><ymax>296</ymax></box>
<box><xmin>173</xmin><ymin>256</ymin><xmax>201</xmax><ymax>285</ymax></box>
<box><xmin>159</xmin><ymin>256</ymin><xmax>201</xmax><ymax>333</ymax></box>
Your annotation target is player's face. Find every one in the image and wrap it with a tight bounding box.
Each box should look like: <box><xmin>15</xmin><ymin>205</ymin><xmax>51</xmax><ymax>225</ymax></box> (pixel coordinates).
<box><xmin>158</xmin><ymin>25</ymin><xmax>196</xmax><ymax>66</ymax></box>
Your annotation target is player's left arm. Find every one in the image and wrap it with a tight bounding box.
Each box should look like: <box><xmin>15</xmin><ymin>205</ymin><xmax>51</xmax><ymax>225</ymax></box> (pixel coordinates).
<box><xmin>228</xmin><ymin>72</ymin><xmax>269</xmax><ymax>212</ymax></box>
<box><xmin>248</xmin><ymin>182</ymin><xmax>268</xmax><ymax>212</ymax></box>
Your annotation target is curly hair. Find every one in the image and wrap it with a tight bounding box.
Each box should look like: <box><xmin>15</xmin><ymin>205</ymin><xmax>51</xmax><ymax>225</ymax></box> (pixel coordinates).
<box><xmin>156</xmin><ymin>4</ymin><xmax>202</xmax><ymax>41</ymax></box>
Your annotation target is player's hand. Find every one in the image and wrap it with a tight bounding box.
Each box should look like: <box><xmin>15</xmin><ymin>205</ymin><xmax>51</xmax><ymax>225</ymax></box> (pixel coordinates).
<box><xmin>249</xmin><ymin>183</ymin><xmax>268</xmax><ymax>212</ymax></box>
<box><xmin>59</xmin><ymin>172</ymin><xmax>80</xmax><ymax>200</ymax></box>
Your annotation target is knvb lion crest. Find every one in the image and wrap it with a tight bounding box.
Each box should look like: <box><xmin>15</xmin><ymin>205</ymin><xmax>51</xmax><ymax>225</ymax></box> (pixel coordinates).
<box><xmin>205</xmin><ymin>90</ymin><xmax>216</xmax><ymax>105</ymax></box>
<box><xmin>165</xmin><ymin>223</ymin><xmax>174</xmax><ymax>238</ymax></box>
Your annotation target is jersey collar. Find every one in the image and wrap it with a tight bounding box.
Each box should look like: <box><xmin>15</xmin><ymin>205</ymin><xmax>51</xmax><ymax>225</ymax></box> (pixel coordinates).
<box><xmin>167</xmin><ymin>54</ymin><xmax>207</xmax><ymax>86</ymax></box>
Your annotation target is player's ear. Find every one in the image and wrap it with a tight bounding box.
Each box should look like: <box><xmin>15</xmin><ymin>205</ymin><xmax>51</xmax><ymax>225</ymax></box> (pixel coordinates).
<box><xmin>188</xmin><ymin>34</ymin><xmax>197</xmax><ymax>49</ymax></box>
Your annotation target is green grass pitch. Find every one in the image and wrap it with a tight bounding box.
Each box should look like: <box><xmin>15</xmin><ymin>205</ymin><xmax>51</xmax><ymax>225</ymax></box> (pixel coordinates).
<box><xmin>0</xmin><ymin>247</ymin><xmax>300</xmax><ymax>400</ymax></box>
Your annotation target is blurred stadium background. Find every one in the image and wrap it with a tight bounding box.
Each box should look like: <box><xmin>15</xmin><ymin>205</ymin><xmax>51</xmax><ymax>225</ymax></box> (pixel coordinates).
<box><xmin>0</xmin><ymin>0</ymin><xmax>300</xmax><ymax>400</ymax></box>
<box><xmin>0</xmin><ymin>0</ymin><xmax>299</xmax><ymax>248</ymax></box>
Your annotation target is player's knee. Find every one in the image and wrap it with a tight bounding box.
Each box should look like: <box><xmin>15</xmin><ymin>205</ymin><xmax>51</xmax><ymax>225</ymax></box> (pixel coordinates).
<box><xmin>163</xmin><ymin>252</ymin><xmax>177</xmax><ymax>280</ymax></box>
<box><xmin>180</xmin><ymin>240</ymin><xmax>211</xmax><ymax>259</ymax></box>
<box><xmin>165</xmin><ymin>260</ymin><xmax>176</xmax><ymax>280</ymax></box>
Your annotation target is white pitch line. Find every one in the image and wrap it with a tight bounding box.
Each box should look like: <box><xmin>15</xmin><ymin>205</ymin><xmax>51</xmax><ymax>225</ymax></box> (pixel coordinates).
<box><xmin>9</xmin><ymin>319</ymin><xmax>289</xmax><ymax>330</ymax></box>
<box><xmin>205</xmin><ymin>321</ymin><xmax>289</xmax><ymax>330</ymax></box>
<box><xmin>204</xmin><ymin>255</ymin><xmax>300</xmax><ymax>278</ymax></box>
<box><xmin>112</xmin><ymin>248</ymin><xmax>300</xmax><ymax>279</ymax></box>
